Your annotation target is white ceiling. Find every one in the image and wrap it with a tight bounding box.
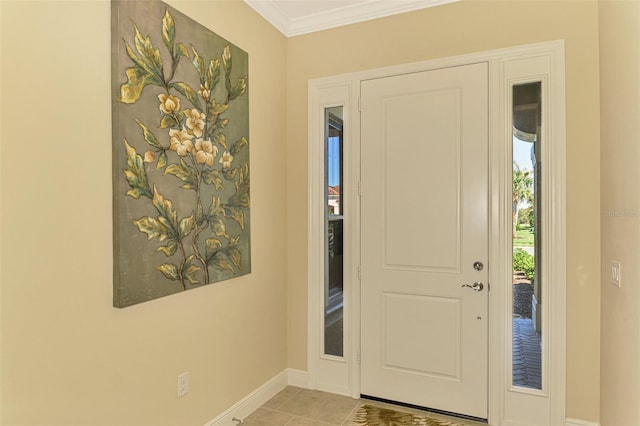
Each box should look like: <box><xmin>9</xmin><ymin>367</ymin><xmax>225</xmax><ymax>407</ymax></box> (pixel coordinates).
<box><xmin>243</xmin><ymin>0</ymin><xmax>459</xmax><ymax>37</ymax></box>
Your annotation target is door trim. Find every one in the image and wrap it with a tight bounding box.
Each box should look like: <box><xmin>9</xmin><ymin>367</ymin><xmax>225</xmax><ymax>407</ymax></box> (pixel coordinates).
<box><xmin>307</xmin><ymin>40</ymin><xmax>566</xmax><ymax>426</ymax></box>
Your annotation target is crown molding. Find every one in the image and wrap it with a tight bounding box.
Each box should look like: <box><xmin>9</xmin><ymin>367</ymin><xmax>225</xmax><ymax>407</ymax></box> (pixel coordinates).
<box><xmin>244</xmin><ymin>0</ymin><xmax>459</xmax><ymax>37</ymax></box>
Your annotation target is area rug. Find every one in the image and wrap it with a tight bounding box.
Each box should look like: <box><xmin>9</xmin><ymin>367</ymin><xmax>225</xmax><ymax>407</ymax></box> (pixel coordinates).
<box><xmin>348</xmin><ymin>404</ymin><xmax>469</xmax><ymax>426</ymax></box>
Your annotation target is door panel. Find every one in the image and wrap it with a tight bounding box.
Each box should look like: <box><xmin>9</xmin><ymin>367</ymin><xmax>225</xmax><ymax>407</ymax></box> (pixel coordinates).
<box><xmin>383</xmin><ymin>293</ymin><xmax>461</xmax><ymax>379</ymax></box>
<box><xmin>360</xmin><ymin>62</ymin><xmax>488</xmax><ymax>419</ymax></box>
<box><xmin>382</xmin><ymin>88</ymin><xmax>461</xmax><ymax>271</ymax></box>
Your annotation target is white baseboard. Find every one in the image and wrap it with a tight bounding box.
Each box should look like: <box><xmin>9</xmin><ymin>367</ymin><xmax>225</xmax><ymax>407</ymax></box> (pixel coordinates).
<box><xmin>566</xmin><ymin>419</ymin><xmax>600</xmax><ymax>426</ymax></box>
<box><xmin>287</xmin><ymin>368</ymin><xmax>309</xmax><ymax>388</ymax></box>
<box><xmin>204</xmin><ymin>369</ymin><xmax>309</xmax><ymax>426</ymax></box>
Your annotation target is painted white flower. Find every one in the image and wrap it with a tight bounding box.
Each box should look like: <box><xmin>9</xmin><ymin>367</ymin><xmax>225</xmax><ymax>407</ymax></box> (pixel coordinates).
<box><xmin>158</xmin><ymin>93</ymin><xmax>180</xmax><ymax>114</ymax></box>
<box><xmin>169</xmin><ymin>128</ymin><xmax>194</xmax><ymax>157</ymax></box>
<box><xmin>219</xmin><ymin>151</ymin><xmax>234</xmax><ymax>169</ymax></box>
<box><xmin>184</xmin><ymin>108</ymin><xmax>206</xmax><ymax>138</ymax></box>
<box><xmin>194</xmin><ymin>139</ymin><xmax>217</xmax><ymax>167</ymax></box>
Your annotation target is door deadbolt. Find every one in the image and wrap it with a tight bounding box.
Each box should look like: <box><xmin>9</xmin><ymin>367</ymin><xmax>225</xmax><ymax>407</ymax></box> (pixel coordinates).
<box><xmin>473</xmin><ymin>261</ymin><xmax>484</xmax><ymax>271</ymax></box>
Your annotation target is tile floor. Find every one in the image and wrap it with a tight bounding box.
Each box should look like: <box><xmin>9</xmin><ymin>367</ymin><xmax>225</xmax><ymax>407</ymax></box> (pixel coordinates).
<box><xmin>241</xmin><ymin>386</ymin><xmax>488</xmax><ymax>425</ymax></box>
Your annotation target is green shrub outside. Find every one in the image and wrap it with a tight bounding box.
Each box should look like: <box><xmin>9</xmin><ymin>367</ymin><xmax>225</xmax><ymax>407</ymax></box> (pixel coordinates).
<box><xmin>513</xmin><ymin>248</ymin><xmax>534</xmax><ymax>281</ymax></box>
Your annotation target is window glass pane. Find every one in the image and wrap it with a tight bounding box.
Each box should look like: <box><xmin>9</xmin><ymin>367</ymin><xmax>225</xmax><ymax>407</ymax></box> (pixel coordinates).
<box><xmin>324</xmin><ymin>107</ymin><xmax>344</xmax><ymax>357</ymax></box>
<box><xmin>512</xmin><ymin>82</ymin><xmax>542</xmax><ymax>390</ymax></box>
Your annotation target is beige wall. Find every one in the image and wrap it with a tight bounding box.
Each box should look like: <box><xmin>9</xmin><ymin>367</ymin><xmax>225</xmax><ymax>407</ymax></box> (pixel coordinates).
<box><xmin>286</xmin><ymin>0</ymin><xmax>601</xmax><ymax>422</ymax></box>
<box><xmin>599</xmin><ymin>1</ymin><xmax>640</xmax><ymax>425</ymax></box>
<box><xmin>0</xmin><ymin>0</ymin><xmax>287</xmax><ymax>424</ymax></box>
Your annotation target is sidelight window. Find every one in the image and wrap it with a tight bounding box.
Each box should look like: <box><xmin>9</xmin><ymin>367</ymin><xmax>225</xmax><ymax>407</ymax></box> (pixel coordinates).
<box><xmin>324</xmin><ymin>107</ymin><xmax>344</xmax><ymax>358</ymax></box>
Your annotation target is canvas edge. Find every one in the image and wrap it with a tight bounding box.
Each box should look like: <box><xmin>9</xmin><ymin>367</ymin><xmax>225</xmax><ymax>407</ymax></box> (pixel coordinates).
<box><xmin>111</xmin><ymin>0</ymin><xmax>125</xmax><ymax>308</ymax></box>
<box><xmin>204</xmin><ymin>369</ymin><xmax>308</xmax><ymax>426</ymax></box>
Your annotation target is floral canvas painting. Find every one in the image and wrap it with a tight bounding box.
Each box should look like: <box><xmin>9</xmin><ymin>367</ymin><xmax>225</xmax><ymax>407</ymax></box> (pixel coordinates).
<box><xmin>111</xmin><ymin>0</ymin><xmax>250</xmax><ymax>307</ymax></box>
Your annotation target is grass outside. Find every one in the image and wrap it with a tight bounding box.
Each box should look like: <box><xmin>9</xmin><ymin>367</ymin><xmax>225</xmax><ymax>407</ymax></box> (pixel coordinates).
<box><xmin>513</xmin><ymin>225</ymin><xmax>534</xmax><ymax>247</ymax></box>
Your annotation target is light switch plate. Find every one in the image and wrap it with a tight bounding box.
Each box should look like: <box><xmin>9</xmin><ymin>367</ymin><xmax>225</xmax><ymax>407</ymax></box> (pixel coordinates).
<box><xmin>177</xmin><ymin>372</ymin><xmax>189</xmax><ymax>398</ymax></box>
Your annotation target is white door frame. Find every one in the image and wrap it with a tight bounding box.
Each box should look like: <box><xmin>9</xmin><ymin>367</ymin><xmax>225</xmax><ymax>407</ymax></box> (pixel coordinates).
<box><xmin>307</xmin><ymin>40</ymin><xmax>566</xmax><ymax>426</ymax></box>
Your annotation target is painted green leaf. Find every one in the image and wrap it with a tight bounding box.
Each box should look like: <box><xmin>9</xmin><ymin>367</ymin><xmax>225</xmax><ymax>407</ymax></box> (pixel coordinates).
<box><xmin>211</xmin><ymin>217</ymin><xmax>227</xmax><ymax>237</ymax></box>
<box><xmin>120</xmin><ymin>65</ymin><xmax>155</xmax><ymax>104</ymax></box>
<box><xmin>176</xmin><ymin>43</ymin><xmax>189</xmax><ymax>59</ymax></box>
<box><xmin>157</xmin><ymin>216</ymin><xmax>173</xmax><ymax>239</ymax></box>
<box><xmin>160</xmin><ymin>114</ymin><xmax>178</xmax><ymax>129</ymax></box>
<box><xmin>124</xmin><ymin>42</ymin><xmax>151</xmax><ymax>73</ymax></box>
<box><xmin>209</xmin><ymin>252</ymin><xmax>235</xmax><ymax>273</ymax></box>
<box><xmin>222</xmin><ymin>45</ymin><xmax>232</xmax><ymax>93</ymax></box>
<box><xmin>165</xmin><ymin>161</ymin><xmax>196</xmax><ymax>190</ymax></box>
<box><xmin>157</xmin><ymin>239</ymin><xmax>178</xmax><ymax>257</ymax></box>
<box><xmin>133</xmin><ymin>25</ymin><xmax>164</xmax><ymax>79</ymax></box>
<box><xmin>158</xmin><ymin>263</ymin><xmax>179</xmax><ymax>281</ymax></box>
<box><xmin>222</xmin><ymin>168</ymin><xmax>238</xmax><ymax>180</ymax></box>
<box><xmin>123</xmin><ymin>140</ymin><xmax>152</xmax><ymax>199</ymax></box>
<box><xmin>182</xmin><ymin>255</ymin><xmax>200</xmax><ymax>284</ymax></box>
<box><xmin>210</xmin><ymin>99</ymin><xmax>229</xmax><ymax>115</ymax></box>
<box><xmin>179</xmin><ymin>214</ymin><xmax>194</xmax><ymax>238</ymax></box>
<box><xmin>229</xmin><ymin>173</ymin><xmax>250</xmax><ymax>208</ymax></box>
<box><xmin>216</xmin><ymin>118</ymin><xmax>230</xmax><ymax>131</ymax></box>
<box><xmin>136</xmin><ymin>120</ymin><xmax>162</xmax><ymax>148</ymax></box>
<box><xmin>212</xmin><ymin>133</ymin><xmax>227</xmax><ymax>150</ymax></box>
<box><xmin>229</xmin><ymin>75</ymin><xmax>248</xmax><ymax>101</ymax></box>
<box><xmin>202</xmin><ymin>168</ymin><xmax>224</xmax><ymax>191</ymax></box>
<box><xmin>134</xmin><ymin>216</ymin><xmax>169</xmax><ymax>241</ymax></box>
<box><xmin>191</xmin><ymin>46</ymin><xmax>205</xmax><ymax>80</ymax></box>
<box><xmin>209</xmin><ymin>196</ymin><xmax>224</xmax><ymax>217</ymax></box>
<box><xmin>205</xmin><ymin>238</ymin><xmax>222</xmax><ymax>257</ymax></box>
<box><xmin>125</xmin><ymin>187</ymin><xmax>144</xmax><ymax>199</ymax></box>
<box><xmin>161</xmin><ymin>10</ymin><xmax>176</xmax><ymax>55</ymax></box>
<box><xmin>206</xmin><ymin>120</ymin><xmax>229</xmax><ymax>139</ymax></box>
<box><xmin>183</xmin><ymin>264</ymin><xmax>200</xmax><ymax>284</ymax></box>
<box><xmin>228</xmin><ymin>235</ymin><xmax>240</xmax><ymax>246</ymax></box>
<box><xmin>170</xmin><ymin>82</ymin><xmax>202</xmax><ymax>110</ymax></box>
<box><xmin>226</xmin><ymin>246</ymin><xmax>242</xmax><ymax>269</ymax></box>
<box><xmin>152</xmin><ymin>186</ymin><xmax>179</xmax><ymax>232</ymax></box>
<box><xmin>207</xmin><ymin>58</ymin><xmax>220</xmax><ymax>91</ymax></box>
<box><xmin>224</xmin><ymin>206</ymin><xmax>245</xmax><ymax>230</ymax></box>
<box><xmin>157</xmin><ymin>150</ymin><xmax>168</xmax><ymax>170</ymax></box>
<box><xmin>230</xmin><ymin>137</ymin><xmax>248</xmax><ymax>156</ymax></box>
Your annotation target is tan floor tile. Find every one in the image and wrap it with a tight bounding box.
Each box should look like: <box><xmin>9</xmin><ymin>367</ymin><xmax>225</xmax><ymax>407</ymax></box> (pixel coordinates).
<box><xmin>242</xmin><ymin>408</ymin><xmax>294</xmax><ymax>425</ymax></box>
<box><xmin>242</xmin><ymin>389</ymin><xmax>489</xmax><ymax>426</ymax></box>
<box><xmin>286</xmin><ymin>417</ymin><xmax>338</xmax><ymax>426</ymax></box>
<box><xmin>277</xmin><ymin>388</ymin><xmax>360</xmax><ymax>424</ymax></box>
<box><xmin>262</xmin><ymin>386</ymin><xmax>303</xmax><ymax>410</ymax></box>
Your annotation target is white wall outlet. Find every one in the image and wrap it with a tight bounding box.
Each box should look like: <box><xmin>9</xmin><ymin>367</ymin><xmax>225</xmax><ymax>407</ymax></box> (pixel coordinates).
<box><xmin>177</xmin><ymin>372</ymin><xmax>189</xmax><ymax>398</ymax></box>
<box><xmin>610</xmin><ymin>261</ymin><xmax>621</xmax><ymax>287</ymax></box>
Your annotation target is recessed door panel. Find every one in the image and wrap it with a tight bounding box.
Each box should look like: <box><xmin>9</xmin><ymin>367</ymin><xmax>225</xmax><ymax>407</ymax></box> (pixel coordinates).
<box><xmin>382</xmin><ymin>89</ymin><xmax>461</xmax><ymax>271</ymax></box>
<box><xmin>383</xmin><ymin>292</ymin><xmax>461</xmax><ymax>379</ymax></box>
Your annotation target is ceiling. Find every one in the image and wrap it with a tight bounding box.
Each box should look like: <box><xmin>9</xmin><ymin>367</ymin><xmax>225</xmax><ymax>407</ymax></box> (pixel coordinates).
<box><xmin>243</xmin><ymin>0</ymin><xmax>459</xmax><ymax>37</ymax></box>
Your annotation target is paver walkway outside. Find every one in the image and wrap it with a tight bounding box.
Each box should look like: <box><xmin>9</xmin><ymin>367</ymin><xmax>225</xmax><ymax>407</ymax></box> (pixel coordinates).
<box><xmin>513</xmin><ymin>317</ymin><xmax>542</xmax><ymax>389</ymax></box>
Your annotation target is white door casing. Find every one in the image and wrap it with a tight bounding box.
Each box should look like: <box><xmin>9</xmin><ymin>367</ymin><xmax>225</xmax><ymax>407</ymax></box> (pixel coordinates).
<box><xmin>307</xmin><ymin>41</ymin><xmax>566</xmax><ymax>426</ymax></box>
<box><xmin>360</xmin><ymin>63</ymin><xmax>489</xmax><ymax>419</ymax></box>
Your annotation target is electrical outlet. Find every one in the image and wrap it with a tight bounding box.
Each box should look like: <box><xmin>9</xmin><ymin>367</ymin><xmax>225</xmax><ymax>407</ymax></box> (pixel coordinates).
<box><xmin>177</xmin><ymin>372</ymin><xmax>189</xmax><ymax>398</ymax></box>
<box><xmin>610</xmin><ymin>261</ymin><xmax>621</xmax><ymax>287</ymax></box>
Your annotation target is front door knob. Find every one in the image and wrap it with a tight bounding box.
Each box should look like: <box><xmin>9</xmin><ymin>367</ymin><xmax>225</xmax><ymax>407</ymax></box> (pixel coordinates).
<box><xmin>461</xmin><ymin>282</ymin><xmax>484</xmax><ymax>292</ymax></box>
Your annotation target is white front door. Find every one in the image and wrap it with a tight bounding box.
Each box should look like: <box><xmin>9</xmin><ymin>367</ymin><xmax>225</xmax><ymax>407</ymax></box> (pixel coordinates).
<box><xmin>360</xmin><ymin>62</ymin><xmax>489</xmax><ymax>419</ymax></box>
